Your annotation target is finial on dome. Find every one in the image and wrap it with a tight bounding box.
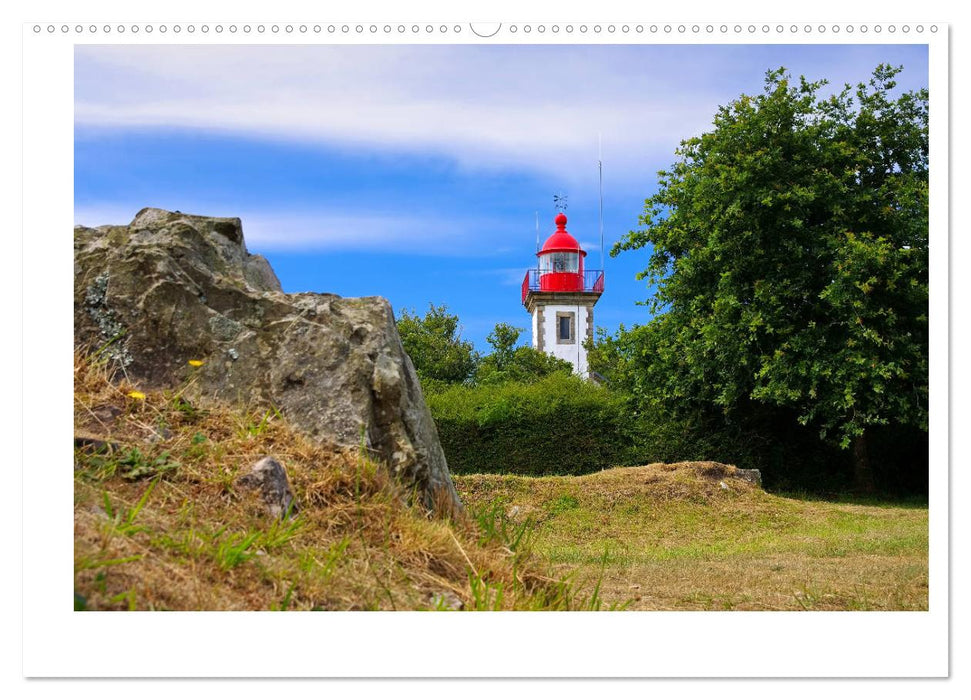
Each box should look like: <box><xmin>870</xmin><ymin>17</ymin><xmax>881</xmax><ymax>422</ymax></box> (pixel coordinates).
<box><xmin>554</xmin><ymin>212</ymin><xmax>568</xmax><ymax>229</ymax></box>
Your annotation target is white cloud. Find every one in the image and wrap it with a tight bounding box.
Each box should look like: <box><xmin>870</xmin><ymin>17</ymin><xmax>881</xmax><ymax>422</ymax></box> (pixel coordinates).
<box><xmin>74</xmin><ymin>45</ymin><xmax>927</xmax><ymax>254</ymax></box>
<box><xmin>75</xmin><ymin>45</ymin><xmax>927</xmax><ymax>188</ymax></box>
<box><xmin>74</xmin><ymin>45</ymin><xmax>722</xmax><ymax>185</ymax></box>
<box><xmin>74</xmin><ymin>203</ymin><xmax>519</xmax><ymax>256</ymax></box>
<box><xmin>238</xmin><ymin>210</ymin><xmax>489</xmax><ymax>254</ymax></box>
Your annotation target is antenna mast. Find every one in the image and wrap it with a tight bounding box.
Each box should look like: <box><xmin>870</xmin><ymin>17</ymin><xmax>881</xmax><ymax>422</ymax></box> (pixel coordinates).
<box><xmin>598</xmin><ymin>133</ymin><xmax>605</xmax><ymax>273</ymax></box>
<box><xmin>535</xmin><ymin>211</ymin><xmax>540</xmax><ymax>253</ymax></box>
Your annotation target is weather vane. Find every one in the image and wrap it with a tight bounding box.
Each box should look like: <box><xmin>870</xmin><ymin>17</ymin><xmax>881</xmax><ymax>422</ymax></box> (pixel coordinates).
<box><xmin>553</xmin><ymin>193</ymin><xmax>568</xmax><ymax>212</ymax></box>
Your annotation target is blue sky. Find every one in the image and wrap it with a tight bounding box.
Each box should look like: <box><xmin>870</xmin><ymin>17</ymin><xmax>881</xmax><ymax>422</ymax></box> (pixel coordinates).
<box><xmin>75</xmin><ymin>43</ymin><xmax>928</xmax><ymax>352</ymax></box>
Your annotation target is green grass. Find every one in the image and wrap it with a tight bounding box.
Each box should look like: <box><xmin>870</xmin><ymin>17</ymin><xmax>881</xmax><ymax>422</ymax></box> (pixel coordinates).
<box><xmin>76</xmin><ymin>445</ymin><xmax>179</xmax><ymax>481</ymax></box>
<box><xmin>213</xmin><ymin>531</ymin><xmax>260</xmax><ymax>570</ymax></box>
<box><xmin>455</xmin><ymin>463</ymin><xmax>928</xmax><ymax>611</ymax></box>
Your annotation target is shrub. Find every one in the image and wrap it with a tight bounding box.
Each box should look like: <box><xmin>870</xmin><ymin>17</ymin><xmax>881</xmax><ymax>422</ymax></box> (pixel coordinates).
<box><xmin>426</xmin><ymin>374</ymin><xmax>642</xmax><ymax>476</ymax></box>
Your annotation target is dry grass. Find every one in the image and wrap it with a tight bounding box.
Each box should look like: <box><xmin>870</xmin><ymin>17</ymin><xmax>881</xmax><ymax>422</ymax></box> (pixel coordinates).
<box><xmin>75</xmin><ymin>349</ymin><xmax>927</xmax><ymax>612</ymax></box>
<box><xmin>455</xmin><ymin>464</ymin><xmax>928</xmax><ymax>611</ymax></box>
<box><xmin>73</xmin><ymin>349</ymin><xmax>587</xmax><ymax>611</ymax></box>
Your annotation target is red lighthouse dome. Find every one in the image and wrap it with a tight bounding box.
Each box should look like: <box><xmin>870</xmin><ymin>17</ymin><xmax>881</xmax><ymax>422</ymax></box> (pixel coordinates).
<box><xmin>537</xmin><ymin>213</ymin><xmax>586</xmax><ymax>292</ymax></box>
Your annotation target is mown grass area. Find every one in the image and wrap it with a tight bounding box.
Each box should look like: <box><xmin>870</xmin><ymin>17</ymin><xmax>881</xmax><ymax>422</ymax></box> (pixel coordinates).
<box><xmin>455</xmin><ymin>464</ymin><xmax>928</xmax><ymax>611</ymax></box>
<box><xmin>73</xmin><ymin>350</ymin><xmax>603</xmax><ymax>611</ymax></box>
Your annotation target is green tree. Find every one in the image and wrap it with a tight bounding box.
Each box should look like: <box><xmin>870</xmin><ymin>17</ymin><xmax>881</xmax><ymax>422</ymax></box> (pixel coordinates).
<box><xmin>396</xmin><ymin>304</ymin><xmax>479</xmax><ymax>387</ymax></box>
<box><xmin>612</xmin><ymin>65</ymin><xmax>928</xmax><ymax>493</ymax></box>
<box><xmin>485</xmin><ymin>322</ymin><xmax>521</xmax><ymax>371</ymax></box>
<box><xmin>476</xmin><ymin>322</ymin><xmax>573</xmax><ymax>385</ymax></box>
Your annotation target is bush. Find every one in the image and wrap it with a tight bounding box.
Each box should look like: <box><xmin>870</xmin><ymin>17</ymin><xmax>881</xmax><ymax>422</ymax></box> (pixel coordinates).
<box><xmin>426</xmin><ymin>374</ymin><xmax>642</xmax><ymax>476</ymax></box>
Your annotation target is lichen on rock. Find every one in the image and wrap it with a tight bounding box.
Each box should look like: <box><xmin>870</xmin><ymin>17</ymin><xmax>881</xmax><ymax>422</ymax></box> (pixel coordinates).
<box><xmin>82</xmin><ymin>271</ymin><xmax>132</xmax><ymax>367</ymax></box>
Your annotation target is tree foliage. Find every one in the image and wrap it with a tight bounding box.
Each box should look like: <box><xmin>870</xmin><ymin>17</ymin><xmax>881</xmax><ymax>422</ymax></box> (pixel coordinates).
<box><xmin>476</xmin><ymin>323</ymin><xmax>573</xmax><ymax>385</ymax></box>
<box><xmin>609</xmin><ymin>65</ymin><xmax>928</xmax><ymax>490</ymax></box>
<box><xmin>396</xmin><ymin>304</ymin><xmax>479</xmax><ymax>387</ymax></box>
<box><xmin>396</xmin><ymin>309</ymin><xmax>573</xmax><ymax>391</ymax></box>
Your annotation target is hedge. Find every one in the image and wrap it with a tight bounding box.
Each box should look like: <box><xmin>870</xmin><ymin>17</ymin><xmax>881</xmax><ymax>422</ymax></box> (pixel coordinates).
<box><xmin>426</xmin><ymin>375</ymin><xmax>928</xmax><ymax>494</ymax></box>
<box><xmin>425</xmin><ymin>374</ymin><xmax>642</xmax><ymax>476</ymax></box>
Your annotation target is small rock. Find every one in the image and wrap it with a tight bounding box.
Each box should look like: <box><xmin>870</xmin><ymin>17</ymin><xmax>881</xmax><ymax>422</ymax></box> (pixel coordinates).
<box><xmin>734</xmin><ymin>468</ymin><xmax>763</xmax><ymax>487</ymax></box>
<box><xmin>149</xmin><ymin>426</ymin><xmax>173</xmax><ymax>443</ymax></box>
<box><xmin>227</xmin><ymin>348</ymin><xmax>239</xmax><ymax>361</ymax></box>
<box><xmin>429</xmin><ymin>592</ymin><xmax>463</xmax><ymax>611</ymax></box>
<box><xmin>91</xmin><ymin>405</ymin><xmax>123</xmax><ymax>424</ymax></box>
<box><xmin>74</xmin><ymin>436</ymin><xmax>120</xmax><ymax>454</ymax></box>
<box><xmin>236</xmin><ymin>456</ymin><xmax>298</xmax><ymax>519</ymax></box>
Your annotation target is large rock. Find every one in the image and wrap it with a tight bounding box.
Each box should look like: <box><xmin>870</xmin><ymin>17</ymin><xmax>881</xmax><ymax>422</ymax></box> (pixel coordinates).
<box><xmin>74</xmin><ymin>208</ymin><xmax>462</xmax><ymax>515</ymax></box>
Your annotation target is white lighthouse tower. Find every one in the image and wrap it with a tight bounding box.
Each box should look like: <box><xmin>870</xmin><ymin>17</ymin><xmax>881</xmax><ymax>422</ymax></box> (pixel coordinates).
<box><xmin>521</xmin><ymin>212</ymin><xmax>604</xmax><ymax>377</ymax></box>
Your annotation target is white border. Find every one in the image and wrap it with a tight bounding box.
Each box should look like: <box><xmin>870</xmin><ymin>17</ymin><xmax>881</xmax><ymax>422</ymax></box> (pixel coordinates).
<box><xmin>21</xmin><ymin>17</ymin><xmax>948</xmax><ymax>680</ymax></box>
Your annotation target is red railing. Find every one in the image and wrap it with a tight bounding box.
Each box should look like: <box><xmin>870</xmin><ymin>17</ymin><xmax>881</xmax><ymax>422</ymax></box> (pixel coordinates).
<box><xmin>521</xmin><ymin>269</ymin><xmax>605</xmax><ymax>305</ymax></box>
<box><xmin>592</xmin><ymin>271</ymin><xmax>605</xmax><ymax>293</ymax></box>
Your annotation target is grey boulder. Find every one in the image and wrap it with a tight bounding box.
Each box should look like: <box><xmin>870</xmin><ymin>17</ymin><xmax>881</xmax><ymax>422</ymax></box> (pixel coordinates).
<box><xmin>74</xmin><ymin>208</ymin><xmax>462</xmax><ymax>515</ymax></box>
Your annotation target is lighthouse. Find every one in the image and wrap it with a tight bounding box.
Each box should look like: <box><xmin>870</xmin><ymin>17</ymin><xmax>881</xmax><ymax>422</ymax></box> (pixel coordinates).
<box><xmin>521</xmin><ymin>212</ymin><xmax>604</xmax><ymax>377</ymax></box>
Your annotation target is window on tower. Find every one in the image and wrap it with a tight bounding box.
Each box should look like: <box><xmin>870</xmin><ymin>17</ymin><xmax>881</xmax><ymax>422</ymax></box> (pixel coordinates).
<box><xmin>555</xmin><ymin>312</ymin><xmax>575</xmax><ymax>344</ymax></box>
<box><xmin>540</xmin><ymin>252</ymin><xmax>579</xmax><ymax>274</ymax></box>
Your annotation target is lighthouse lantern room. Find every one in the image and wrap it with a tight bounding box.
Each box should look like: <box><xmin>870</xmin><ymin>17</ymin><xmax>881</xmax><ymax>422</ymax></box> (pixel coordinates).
<box><xmin>521</xmin><ymin>212</ymin><xmax>604</xmax><ymax>377</ymax></box>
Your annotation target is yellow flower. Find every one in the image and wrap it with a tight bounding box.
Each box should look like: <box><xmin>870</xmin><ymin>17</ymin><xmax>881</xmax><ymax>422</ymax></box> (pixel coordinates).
<box><xmin>127</xmin><ymin>391</ymin><xmax>146</xmax><ymax>400</ymax></box>
<box><xmin>188</xmin><ymin>360</ymin><xmax>204</xmax><ymax>367</ymax></box>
